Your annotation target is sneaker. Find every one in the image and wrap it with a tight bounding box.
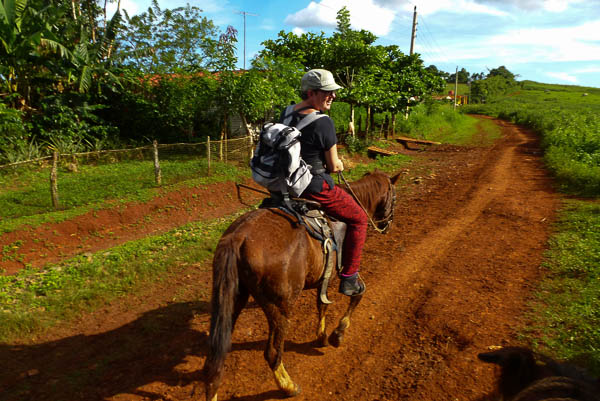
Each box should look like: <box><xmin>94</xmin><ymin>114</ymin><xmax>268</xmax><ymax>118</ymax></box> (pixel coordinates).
<box><xmin>339</xmin><ymin>274</ymin><xmax>366</xmax><ymax>296</ymax></box>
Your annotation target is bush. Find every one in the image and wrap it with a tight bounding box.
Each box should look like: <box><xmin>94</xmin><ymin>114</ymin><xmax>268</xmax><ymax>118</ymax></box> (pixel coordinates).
<box><xmin>0</xmin><ymin>105</ymin><xmax>34</xmax><ymax>164</ymax></box>
<box><xmin>30</xmin><ymin>94</ymin><xmax>119</xmax><ymax>152</ymax></box>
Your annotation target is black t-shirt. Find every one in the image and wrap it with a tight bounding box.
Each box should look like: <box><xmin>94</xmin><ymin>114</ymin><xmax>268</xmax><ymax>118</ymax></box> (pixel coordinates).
<box><xmin>282</xmin><ymin>109</ymin><xmax>337</xmax><ymax>194</ymax></box>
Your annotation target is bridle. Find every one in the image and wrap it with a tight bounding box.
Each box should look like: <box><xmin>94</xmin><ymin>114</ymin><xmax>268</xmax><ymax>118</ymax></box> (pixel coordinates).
<box><xmin>338</xmin><ymin>172</ymin><xmax>396</xmax><ymax>234</ymax></box>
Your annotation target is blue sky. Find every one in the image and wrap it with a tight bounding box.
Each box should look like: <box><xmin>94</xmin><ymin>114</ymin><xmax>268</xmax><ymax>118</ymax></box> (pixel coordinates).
<box><xmin>110</xmin><ymin>0</ymin><xmax>600</xmax><ymax>88</ymax></box>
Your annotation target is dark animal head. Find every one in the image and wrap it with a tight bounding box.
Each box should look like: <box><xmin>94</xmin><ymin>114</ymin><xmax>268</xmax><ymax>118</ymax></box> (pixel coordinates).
<box><xmin>341</xmin><ymin>170</ymin><xmax>401</xmax><ymax>234</ymax></box>
<box><xmin>478</xmin><ymin>347</ymin><xmax>599</xmax><ymax>400</ymax></box>
<box><xmin>364</xmin><ymin>170</ymin><xmax>401</xmax><ymax>234</ymax></box>
<box><xmin>478</xmin><ymin>347</ymin><xmax>548</xmax><ymax>399</ymax></box>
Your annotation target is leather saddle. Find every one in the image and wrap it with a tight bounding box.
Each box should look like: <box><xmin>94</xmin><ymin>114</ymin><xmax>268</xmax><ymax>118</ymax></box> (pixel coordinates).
<box><xmin>259</xmin><ymin>195</ymin><xmax>346</xmax><ymax>304</ymax></box>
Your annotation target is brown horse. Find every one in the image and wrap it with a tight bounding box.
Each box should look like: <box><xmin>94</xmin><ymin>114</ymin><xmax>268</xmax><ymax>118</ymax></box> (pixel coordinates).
<box><xmin>202</xmin><ymin>170</ymin><xmax>401</xmax><ymax>401</ymax></box>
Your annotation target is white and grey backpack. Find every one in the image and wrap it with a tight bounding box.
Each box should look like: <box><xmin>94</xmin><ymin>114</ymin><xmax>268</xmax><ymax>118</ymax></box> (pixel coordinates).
<box><xmin>250</xmin><ymin>105</ymin><xmax>325</xmax><ymax>197</ymax></box>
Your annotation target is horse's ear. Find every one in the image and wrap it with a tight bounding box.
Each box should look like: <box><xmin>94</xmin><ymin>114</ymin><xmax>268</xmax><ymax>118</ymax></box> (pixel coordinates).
<box><xmin>390</xmin><ymin>172</ymin><xmax>402</xmax><ymax>185</ymax></box>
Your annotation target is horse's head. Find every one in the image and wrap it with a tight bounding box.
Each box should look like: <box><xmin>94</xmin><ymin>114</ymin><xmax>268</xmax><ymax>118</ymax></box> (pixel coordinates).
<box><xmin>369</xmin><ymin>171</ymin><xmax>401</xmax><ymax>234</ymax></box>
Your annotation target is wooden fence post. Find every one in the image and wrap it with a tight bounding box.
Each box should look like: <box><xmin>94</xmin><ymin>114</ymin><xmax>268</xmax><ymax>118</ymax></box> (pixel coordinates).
<box><xmin>248</xmin><ymin>134</ymin><xmax>254</xmax><ymax>161</ymax></box>
<box><xmin>207</xmin><ymin>137</ymin><xmax>211</xmax><ymax>176</ymax></box>
<box><xmin>153</xmin><ymin>140</ymin><xmax>162</xmax><ymax>186</ymax></box>
<box><xmin>50</xmin><ymin>151</ymin><xmax>60</xmax><ymax>209</ymax></box>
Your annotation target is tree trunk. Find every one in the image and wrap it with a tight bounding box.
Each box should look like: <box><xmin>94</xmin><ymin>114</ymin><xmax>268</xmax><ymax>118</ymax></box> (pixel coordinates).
<box><xmin>105</xmin><ymin>0</ymin><xmax>121</xmax><ymax>58</ymax></box>
<box><xmin>219</xmin><ymin>114</ymin><xmax>227</xmax><ymax>161</ymax></box>
<box><xmin>349</xmin><ymin>105</ymin><xmax>355</xmax><ymax>137</ymax></box>
<box><xmin>357</xmin><ymin>115</ymin><xmax>362</xmax><ymax>138</ymax></box>
<box><xmin>366</xmin><ymin>106</ymin><xmax>371</xmax><ymax>139</ymax></box>
<box><xmin>71</xmin><ymin>0</ymin><xmax>78</xmax><ymax>20</ymax></box>
<box><xmin>384</xmin><ymin>114</ymin><xmax>390</xmax><ymax>140</ymax></box>
<box><xmin>239</xmin><ymin>112</ymin><xmax>252</xmax><ymax>137</ymax></box>
<box><xmin>391</xmin><ymin>113</ymin><xmax>397</xmax><ymax>138</ymax></box>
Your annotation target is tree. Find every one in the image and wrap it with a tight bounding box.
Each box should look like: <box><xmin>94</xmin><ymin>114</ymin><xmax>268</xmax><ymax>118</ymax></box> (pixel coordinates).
<box><xmin>471</xmin><ymin>72</ymin><xmax>485</xmax><ymax>81</ymax></box>
<box><xmin>259</xmin><ymin>30</ymin><xmax>329</xmax><ymax>70</ymax></box>
<box><xmin>0</xmin><ymin>0</ymin><xmax>72</xmax><ymax>107</ymax></box>
<box><xmin>487</xmin><ymin>65</ymin><xmax>516</xmax><ymax>82</ymax></box>
<box><xmin>447</xmin><ymin>67</ymin><xmax>470</xmax><ymax>84</ymax></box>
<box><xmin>115</xmin><ymin>0</ymin><xmax>222</xmax><ymax>73</ymax></box>
<box><xmin>326</xmin><ymin>6</ymin><xmax>380</xmax><ymax>135</ymax></box>
<box><xmin>426</xmin><ymin>64</ymin><xmax>449</xmax><ymax>82</ymax></box>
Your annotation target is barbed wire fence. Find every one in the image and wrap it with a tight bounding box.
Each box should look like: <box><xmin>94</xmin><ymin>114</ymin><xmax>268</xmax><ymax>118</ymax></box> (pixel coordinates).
<box><xmin>0</xmin><ymin>136</ymin><xmax>254</xmax><ymax>210</ymax></box>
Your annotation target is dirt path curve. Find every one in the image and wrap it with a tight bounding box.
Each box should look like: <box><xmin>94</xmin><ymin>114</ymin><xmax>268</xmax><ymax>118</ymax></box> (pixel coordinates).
<box><xmin>1</xmin><ymin>117</ymin><xmax>561</xmax><ymax>401</ymax></box>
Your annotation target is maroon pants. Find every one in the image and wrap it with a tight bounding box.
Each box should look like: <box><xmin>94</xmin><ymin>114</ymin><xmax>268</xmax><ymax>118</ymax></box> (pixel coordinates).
<box><xmin>302</xmin><ymin>182</ymin><xmax>368</xmax><ymax>276</ymax></box>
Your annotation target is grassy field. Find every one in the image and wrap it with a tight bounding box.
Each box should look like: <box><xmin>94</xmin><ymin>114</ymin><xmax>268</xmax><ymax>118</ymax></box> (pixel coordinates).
<box><xmin>465</xmin><ymin>80</ymin><xmax>600</xmax><ymax>374</ymax></box>
<box><xmin>399</xmin><ymin>103</ymin><xmax>501</xmax><ymax>145</ymax></box>
<box><xmin>0</xmin><ymin>158</ymin><xmax>247</xmax><ymax>233</ymax></box>
<box><xmin>444</xmin><ymin>83</ymin><xmax>470</xmax><ymax>96</ymax></box>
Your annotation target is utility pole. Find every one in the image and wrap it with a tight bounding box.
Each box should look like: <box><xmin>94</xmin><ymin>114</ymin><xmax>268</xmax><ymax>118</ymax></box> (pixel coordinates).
<box><xmin>454</xmin><ymin>66</ymin><xmax>459</xmax><ymax>110</ymax></box>
<box><xmin>236</xmin><ymin>11</ymin><xmax>258</xmax><ymax>70</ymax></box>
<box><xmin>410</xmin><ymin>6</ymin><xmax>417</xmax><ymax>55</ymax></box>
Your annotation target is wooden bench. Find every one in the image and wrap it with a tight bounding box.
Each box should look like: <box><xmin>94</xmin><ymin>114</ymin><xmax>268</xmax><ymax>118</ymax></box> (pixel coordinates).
<box><xmin>367</xmin><ymin>146</ymin><xmax>398</xmax><ymax>158</ymax></box>
<box><xmin>396</xmin><ymin>136</ymin><xmax>441</xmax><ymax>150</ymax></box>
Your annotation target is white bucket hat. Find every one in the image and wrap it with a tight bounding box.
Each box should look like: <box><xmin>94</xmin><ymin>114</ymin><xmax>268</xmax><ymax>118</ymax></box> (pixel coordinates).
<box><xmin>301</xmin><ymin>69</ymin><xmax>342</xmax><ymax>92</ymax></box>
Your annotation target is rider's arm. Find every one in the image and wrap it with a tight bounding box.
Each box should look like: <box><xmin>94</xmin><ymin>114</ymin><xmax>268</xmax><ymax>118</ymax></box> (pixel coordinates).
<box><xmin>325</xmin><ymin>144</ymin><xmax>344</xmax><ymax>173</ymax></box>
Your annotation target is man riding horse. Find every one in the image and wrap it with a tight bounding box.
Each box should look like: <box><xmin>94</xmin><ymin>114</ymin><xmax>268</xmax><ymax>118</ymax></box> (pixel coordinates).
<box><xmin>288</xmin><ymin>69</ymin><xmax>368</xmax><ymax>296</ymax></box>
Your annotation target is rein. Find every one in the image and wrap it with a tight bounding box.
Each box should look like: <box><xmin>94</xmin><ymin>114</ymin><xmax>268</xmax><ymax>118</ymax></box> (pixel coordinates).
<box><xmin>337</xmin><ymin>172</ymin><xmax>395</xmax><ymax>234</ymax></box>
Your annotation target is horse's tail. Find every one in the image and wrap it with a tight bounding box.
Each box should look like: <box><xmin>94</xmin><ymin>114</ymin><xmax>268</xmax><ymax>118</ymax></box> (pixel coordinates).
<box><xmin>203</xmin><ymin>237</ymin><xmax>239</xmax><ymax>399</ymax></box>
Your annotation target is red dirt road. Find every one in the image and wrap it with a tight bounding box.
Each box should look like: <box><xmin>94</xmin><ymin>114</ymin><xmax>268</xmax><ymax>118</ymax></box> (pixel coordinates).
<box><xmin>1</xmin><ymin>117</ymin><xmax>561</xmax><ymax>401</ymax></box>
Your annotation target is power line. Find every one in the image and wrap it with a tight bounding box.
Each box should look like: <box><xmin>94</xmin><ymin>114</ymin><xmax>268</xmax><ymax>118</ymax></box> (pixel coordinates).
<box><xmin>418</xmin><ymin>14</ymin><xmax>453</xmax><ymax>71</ymax></box>
<box><xmin>235</xmin><ymin>10</ymin><xmax>258</xmax><ymax>70</ymax></box>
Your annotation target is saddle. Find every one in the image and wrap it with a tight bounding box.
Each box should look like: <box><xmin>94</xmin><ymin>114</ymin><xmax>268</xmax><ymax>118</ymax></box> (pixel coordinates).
<box><xmin>259</xmin><ymin>195</ymin><xmax>346</xmax><ymax>304</ymax></box>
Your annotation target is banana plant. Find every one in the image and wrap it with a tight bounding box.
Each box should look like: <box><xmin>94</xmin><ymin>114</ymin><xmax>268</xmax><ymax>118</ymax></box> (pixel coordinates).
<box><xmin>72</xmin><ymin>9</ymin><xmax>122</xmax><ymax>93</ymax></box>
<box><xmin>0</xmin><ymin>0</ymin><xmax>72</xmax><ymax>106</ymax></box>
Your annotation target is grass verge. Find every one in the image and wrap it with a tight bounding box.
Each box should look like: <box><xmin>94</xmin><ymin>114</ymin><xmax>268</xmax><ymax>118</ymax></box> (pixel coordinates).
<box><xmin>0</xmin><ymin>209</ymin><xmax>249</xmax><ymax>343</ymax></box>
<box><xmin>524</xmin><ymin>199</ymin><xmax>600</xmax><ymax>374</ymax></box>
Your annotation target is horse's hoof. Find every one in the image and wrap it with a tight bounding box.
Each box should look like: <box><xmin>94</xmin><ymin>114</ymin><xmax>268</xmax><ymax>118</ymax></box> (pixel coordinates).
<box><xmin>315</xmin><ymin>335</ymin><xmax>328</xmax><ymax>348</ymax></box>
<box><xmin>328</xmin><ymin>331</ymin><xmax>343</xmax><ymax>348</ymax></box>
<box><xmin>283</xmin><ymin>384</ymin><xmax>301</xmax><ymax>397</ymax></box>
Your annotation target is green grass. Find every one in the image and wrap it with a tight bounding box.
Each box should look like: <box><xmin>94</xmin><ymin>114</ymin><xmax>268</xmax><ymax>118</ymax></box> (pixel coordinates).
<box><xmin>524</xmin><ymin>200</ymin><xmax>600</xmax><ymax>374</ymax></box>
<box><xmin>444</xmin><ymin>83</ymin><xmax>470</xmax><ymax>96</ymax></box>
<box><xmin>0</xmin><ymin>158</ymin><xmax>248</xmax><ymax>233</ymax></box>
<box><xmin>395</xmin><ymin>103</ymin><xmax>501</xmax><ymax>146</ymax></box>
<box><xmin>0</xmin><ymin>210</ymin><xmax>248</xmax><ymax>342</ymax></box>
<box><xmin>464</xmin><ymin>81</ymin><xmax>600</xmax><ymax>197</ymax></box>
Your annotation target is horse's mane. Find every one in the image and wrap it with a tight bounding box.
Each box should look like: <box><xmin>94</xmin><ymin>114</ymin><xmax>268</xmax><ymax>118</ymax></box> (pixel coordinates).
<box><xmin>342</xmin><ymin>170</ymin><xmax>390</xmax><ymax>213</ymax></box>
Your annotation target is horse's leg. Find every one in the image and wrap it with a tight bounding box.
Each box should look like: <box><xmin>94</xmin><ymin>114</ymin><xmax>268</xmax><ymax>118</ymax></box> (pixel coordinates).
<box><xmin>328</xmin><ymin>293</ymin><xmax>363</xmax><ymax>348</ymax></box>
<box><xmin>262</xmin><ymin>302</ymin><xmax>300</xmax><ymax>396</ymax></box>
<box><xmin>316</xmin><ymin>298</ymin><xmax>328</xmax><ymax>347</ymax></box>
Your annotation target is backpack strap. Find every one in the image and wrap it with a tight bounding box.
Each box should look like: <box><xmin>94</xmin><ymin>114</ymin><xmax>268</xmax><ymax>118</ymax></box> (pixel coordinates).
<box><xmin>282</xmin><ymin>104</ymin><xmax>326</xmax><ymax>130</ymax></box>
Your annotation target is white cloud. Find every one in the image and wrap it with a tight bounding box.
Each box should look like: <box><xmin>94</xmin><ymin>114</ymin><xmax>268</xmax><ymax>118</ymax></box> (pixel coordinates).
<box><xmin>575</xmin><ymin>67</ymin><xmax>600</xmax><ymax>74</ymax></box>
<box><xmin>292</xmin><ymin>27</ymin><xmax>306</xmax><ymax>36</ymax></box>
<box><xmin>473</xmin><ymin>0</ymin><xmax>585</xmax><ymax>12</ymax></box>
<box><xmin>546</xmin><ymin>71</ymin><xmax>578</xmax><ymax>83</ymax></box>
<box><xmin>284</xmin><ymin>0</ymin><xmax>396</xmax><ymax>36</ymax></box>
<box><xmin>486</xmin><ymin>20</ymin><xmax>600</xmax><ymax>63</ymax></box>
<box><xmin>372</xmin><ymin>0</ymin><xmax>508</xmax><ymax>16</ymax></box>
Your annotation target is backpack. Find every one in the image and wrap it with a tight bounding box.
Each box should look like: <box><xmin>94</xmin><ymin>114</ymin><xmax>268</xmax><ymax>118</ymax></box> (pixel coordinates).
<box><xmin>250</xmin><ymin>105</ymin><xmax>325</xmax><ymax>197</ymax></box>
